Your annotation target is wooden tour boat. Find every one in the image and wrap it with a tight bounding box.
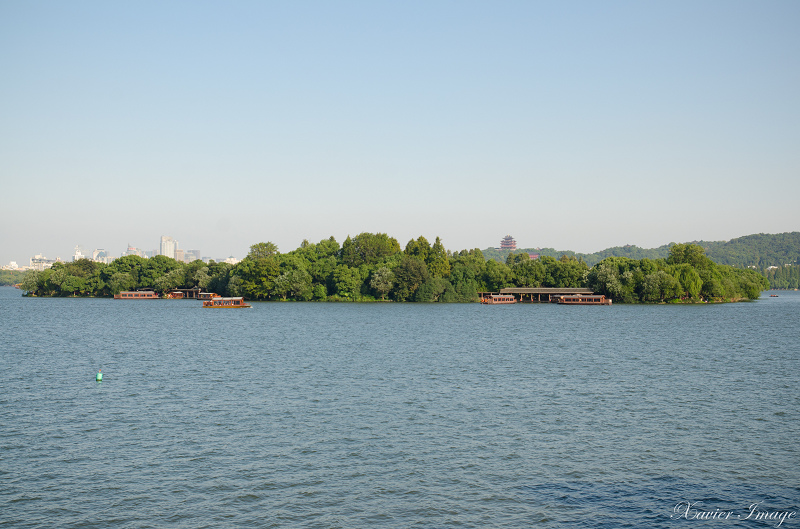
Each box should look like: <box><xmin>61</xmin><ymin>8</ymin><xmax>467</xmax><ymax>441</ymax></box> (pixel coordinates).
<box><xmin>202</xmin><ymin>297</ymin><xmax>251</xmax><ymax>308</ymax></box>
<box><xmin>481</xmin><ymin>294</ymin><xmax>517</xmax><ymax>305</ymax></box>
<box><xmin>555</xmin><ymin>294</ymin><xmax>612</xmax><ymax>305</ymax></box>
<box><xmin>198</xmin><ymin>292</ymin><xmax>222</xmax><ymax>300</ymax></box>
<box><xmin>114</xmin><ymin>291</ymin><xmax>159</xmax><ymax>299</ymax></box>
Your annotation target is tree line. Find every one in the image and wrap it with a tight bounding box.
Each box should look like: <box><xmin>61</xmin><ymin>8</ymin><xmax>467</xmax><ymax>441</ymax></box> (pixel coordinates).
<box><xmin>763</xmin><ymin>265</ymin><xmax>800</xmax><ymax>289</ymax></box>
<box><xmin>0</xmin><ymin>270</ymin><xmax>27</xmax><ymax>286</ymax></box>
<box><xmin>483</xmin><ymin>232</ymin><xmax>800</xmax><ymax>269</ymax></box>
<box><xmin>584</xmin><ymin>243</ymin><xmax>768</xmax><ymax>302</ymax></box>
<box><xmin>18</xmin><ymin>234</ymin><xmax>768</xmax><ymax>303</ymax></box>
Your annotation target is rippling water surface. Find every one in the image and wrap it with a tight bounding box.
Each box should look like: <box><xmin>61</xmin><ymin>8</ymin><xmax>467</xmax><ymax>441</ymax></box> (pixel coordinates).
<box><xmin>2</xmin><ymin>288</ymin><xmax>798</xmax><ymax>528</ymax></box>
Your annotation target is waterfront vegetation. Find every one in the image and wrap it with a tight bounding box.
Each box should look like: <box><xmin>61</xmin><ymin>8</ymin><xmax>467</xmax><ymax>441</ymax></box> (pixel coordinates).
<box><xmin>0</xmin><ymin>270</ymin><xmax>27</xmax><ymax>287</ymax></box>
<box><xmin>482</xmin><ymin>231</ymin><xmax>800</xmax><ymax>268</ymax></box>
<box><xmin>17</xmin><ymin>234</ymin><xmax>769</xmax><ymax>303</ymax></box>
<box><xmin>764</xmin><ymin>265</ymin><xmax>800</xmax><ymax>290</ymax></box>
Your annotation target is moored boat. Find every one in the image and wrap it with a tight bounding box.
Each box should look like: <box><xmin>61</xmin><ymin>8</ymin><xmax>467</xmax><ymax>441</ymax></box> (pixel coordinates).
<box><xmin>198</xmin><ymin>292</ymin><xmax>221</xmax><ymax>300</ymax></box>
<box><xmin>555</xmin><ymin>294</ymin><xmax>611</xmax><ymax>305</ymax></box>
<box><xmin>202</xmin><ymin>297</ymin><xmax>251</xmax><ymax>308</ymax></box>
<box><xmin>481</xmin><ymin>294</ymin><xmax>517</xmax><ymax>304</ymax></box>
<box><xmin>114</xmin><ymin>291</ymin><xmax>159</xmax><ymax>299</ymax></box>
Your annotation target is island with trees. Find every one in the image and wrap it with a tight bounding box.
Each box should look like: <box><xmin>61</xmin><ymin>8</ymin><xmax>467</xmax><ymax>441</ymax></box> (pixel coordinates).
<box><xmin>17</xmin><ymin>233</ymin><xmax>769</xmax><ymax>303</ymax></box>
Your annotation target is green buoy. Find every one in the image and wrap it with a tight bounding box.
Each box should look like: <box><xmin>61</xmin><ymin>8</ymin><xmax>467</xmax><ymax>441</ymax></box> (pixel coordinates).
<box><xmin>96</xmin><ymin>369</ymin><xmax>102</xmax><ymax>382</ymax></box>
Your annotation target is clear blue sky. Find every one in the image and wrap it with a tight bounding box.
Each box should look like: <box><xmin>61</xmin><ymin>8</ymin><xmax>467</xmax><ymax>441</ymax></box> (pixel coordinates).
<box><xmin>2</xmin><ymin>0</ymin><xmax>798</xmax><ymax>264</ymax></box>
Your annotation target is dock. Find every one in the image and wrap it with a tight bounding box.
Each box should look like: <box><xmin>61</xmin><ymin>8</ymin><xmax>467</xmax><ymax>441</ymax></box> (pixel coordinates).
<box><xmin>479</xmin><ymin>288</ymin><xmax>595</xmax><ymax>303</ymax></box>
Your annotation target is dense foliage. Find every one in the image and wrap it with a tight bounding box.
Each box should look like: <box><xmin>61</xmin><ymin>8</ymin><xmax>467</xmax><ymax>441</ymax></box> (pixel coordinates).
<box><xmin>486</xmin><ymin>232</ymin><xmax>800</xmax><ymax>269</ymax></box>
<box><xmin>700</xmin><ymin>232</ymin><xmax>800</xmax><ymax>268</ymax></box>
<box><xmin>483</xmin><ymin>245</ymin><xmax>671</xmax><ymax>267</ymax></box>
<box><xmin>0</xmin><ymin>269</ymin><xmax>28</xmax><ymax>286</ymax></box>
<box><xmin>18</xmin><ymin>236</ymin><xmax>769</xmax><ymax>303</ymax></box>
<box><xmin>763</xmin><ymin>265</ymin><xmax>800</xmax><ymax>289</ymax></box>
<box><xmin>586</xmin><ymin>244</ymin><xmax>769</xmax><ymax>303</ymax></box>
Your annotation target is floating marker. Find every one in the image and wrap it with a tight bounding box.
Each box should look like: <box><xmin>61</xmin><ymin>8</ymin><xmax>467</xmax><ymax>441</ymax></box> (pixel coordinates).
<box><xmin>96</xmin><ymin>369</ymin><xmax>102</xmax><ymax>382</ymax></box>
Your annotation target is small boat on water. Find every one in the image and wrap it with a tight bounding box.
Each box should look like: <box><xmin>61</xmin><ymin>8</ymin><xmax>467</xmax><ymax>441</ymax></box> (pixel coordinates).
<box><xmin>770</xmin><ymin>294</ymin><xmax>779</xmax><ymax>297</ymax></box>
<box><xmin>202</xmin><ymin>297</ymin><xmax>251</xmax><ymax>308</ymax></box>
<box><xmin>555</xmin><ymin>294</ymin><xmax>612</xmax><ymax>305</ymax></box>
<box><xmin>481</xmin><ymin>294</ymin><xmax>517</xmax><ymax>304</ymax></box>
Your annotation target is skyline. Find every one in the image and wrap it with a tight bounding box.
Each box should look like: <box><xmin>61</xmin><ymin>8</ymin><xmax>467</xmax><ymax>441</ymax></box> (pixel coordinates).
<box><xmin>6</xmin><ymin>228</ymin><xmax>798</xmax><ymax>268</ymax></box>
<box><xmin>2</xmin><ymin>1</ymin><xmax>799</xmax><ymax>266</ymax></box>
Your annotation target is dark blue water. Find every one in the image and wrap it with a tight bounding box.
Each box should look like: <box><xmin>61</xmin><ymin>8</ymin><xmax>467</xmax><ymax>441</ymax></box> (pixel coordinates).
<box><xmin>2</xmin><ymin>287</ymin><xmax>798</xmax><ymax>528</ymax></box>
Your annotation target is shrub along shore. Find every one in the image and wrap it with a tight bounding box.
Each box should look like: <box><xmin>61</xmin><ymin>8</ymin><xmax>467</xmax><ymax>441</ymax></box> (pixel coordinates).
<box><xmin>19</xmin><ymin>235</ymin><xmax>768</xmax><ymax>303</ymax></box>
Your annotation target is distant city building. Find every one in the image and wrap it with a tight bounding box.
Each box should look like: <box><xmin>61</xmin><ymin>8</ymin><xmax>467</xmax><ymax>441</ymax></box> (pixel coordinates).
<box><xmin>72</xmin><ymin>246</ymin><xmax>85</xmax><ymax>262</ymax></box>
<box><xmin>175</xmin><ymin>249</ymin><xmax>185</xmax><ymax>262</ymax></box>
<box><xmin>124</xmin><ymin>244</ymin><xmax>144</xmax><ymax>257</ymax></box>
<box><xmin>223</xmin><ymin>256</ymin><xmax>240</xmax><ymax>265</ymax></box>
<box><xmin>160</xmin><ymin>236</ymin><xmax>178</xmax><ymax>259</ymax></box>
<box><xmin>185</xmin><ymin>249</ymin><xmax>201</xmax><ymax>262</ymax></box>
<box><xmin>30</xmin><ymin>254</ymin><xmax>58</xmax><ymax>271</ymax></box>
<box><xmin>92</xmin><ymin>249</ymin><xmax>113</xmax><ymax>264</ymax></box>
<box><xmin>2</xmin><ymin>261</ymin><xmax>20</xmax><ymax>270</ymax></box>
<box><xmin>500</xmin><ymin>235</ymin><xmax>517</xmax><ymax>250</ymax></box>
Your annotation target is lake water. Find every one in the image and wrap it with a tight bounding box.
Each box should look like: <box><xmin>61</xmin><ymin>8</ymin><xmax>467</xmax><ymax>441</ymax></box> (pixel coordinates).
<box><xmin>1</xmin><ymin>287</ymin><xmax>798</xmax><ymax>528</ymax></box>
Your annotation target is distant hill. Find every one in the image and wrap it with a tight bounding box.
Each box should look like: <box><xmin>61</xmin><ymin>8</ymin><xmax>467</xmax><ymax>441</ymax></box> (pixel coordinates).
<box><xmin>483</xmin><ymin>232</ymin><xmax>800</xmax><ymax>269</ymax></box>
<box><xmin>481</xmin><ymin>245</ymin><xmax>671</xmax><ymax>267</ymax></box>
<box><xmin>698</xmin><ymin>232</ymin><xmax>800</xmax><ymax>268</ymax></box>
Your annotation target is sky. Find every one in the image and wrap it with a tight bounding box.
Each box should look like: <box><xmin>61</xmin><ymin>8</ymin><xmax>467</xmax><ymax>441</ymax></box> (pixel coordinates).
<box><xmin>1</xmin><ymin>0</ymin><xmax>798</xmax><ymax>265</ymax></box>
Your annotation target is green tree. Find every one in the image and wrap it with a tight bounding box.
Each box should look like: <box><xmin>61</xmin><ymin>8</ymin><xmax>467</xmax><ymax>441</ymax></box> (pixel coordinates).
<box><xmin>482</xmin><ymin>259</ymin><xmax>513</xmax><ymax>291</ymax></box>
<box><xmin>670</xmin><ymin>264</ymin><xmax>703</xmax><ymax>299</ymax></box>
<box><xmin>369</xmin><ymin>266</ymin><xmax>394</xmax><ymax>300</ymax></box>
<box><xmin>404</xmin><ymin>236</ymin><xmax>431</xmax><ymax>262</ymax></box>
<box><xmin>393</xmin><ymin>256</ymin><xmax>430</xmax><ymax>301</ymax></box>
<box><xmin>332</xmin><ymin>265</ymin><xmax>363</xmax><ymax>299</ymax></box>
<box><xmin>60</xmin><ymin>275</ymin><xmax>86</xmax><ymax>296</ymax></box>
<box><xmin>511</xmin><ymin>258</ymin><xmax>546</xmax><ymax>287</ymax></box>
<box><xmin>274</xmin><ymin>269</ymin><xmax>313</xmax><ymax>300</ymax></box>
<box><xmin>248</xmin><ymin>242</ymin><xmax>279</xmax><ymax>259</ymax></box>
<box><xmin>19</xmin><ymin>270</ymin><xmax>41</xmax><ymax>295</ymax></box>
<box><xmin>109</xmin><ymin>272</ymin><xmax>136</xmax><ymax>295</ymax></box>
<box><xmin>340</xmin><ymin>232</ymin><xmax>401</xmax><ymax>267</ymax></box>
<box><xmin>427</xmin><ymin>237</ymin><xmax>451</xmax><ymax>278</ymax></box>
<box><xmin>154</xmin><ymin>269</ymin><xmax>186</xmax><ymax>293</ymax></box>
<box><xmin>641</xmin><ymin>271</ymin><xmax>682</xmax><ymax>302</ymax></box>
<box><xmin>667</xmin><ymin>243</ymin><xmax>713</xmax><ymax>270</ymax></box>
<box><xmin>235</xmin><ymin>257</ymin><xmax>280</xmax><ymax>299</ymax></box>
<box><xmin>506</xmin><ymin>252</ymin><xmax>530</xmax><ymax>266</ymax></box>
<box><xmin>415</xmin><ymin>277</ymin><xmax>453</xmax><ymax>302</ymax></box>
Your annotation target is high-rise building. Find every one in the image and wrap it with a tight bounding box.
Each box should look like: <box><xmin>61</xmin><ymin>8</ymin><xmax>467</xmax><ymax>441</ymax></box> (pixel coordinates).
<box><xmin>160</xmin><ymin>236</ymin><xmax>178</xmax><ymax>259</ymax></box>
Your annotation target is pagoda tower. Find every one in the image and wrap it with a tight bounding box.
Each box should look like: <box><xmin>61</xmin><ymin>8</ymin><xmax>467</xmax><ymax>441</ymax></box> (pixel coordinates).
<box><xmin>500</xmin><ymin>235</ymin><xmax>517</xmax><ymax>250</ymax></box>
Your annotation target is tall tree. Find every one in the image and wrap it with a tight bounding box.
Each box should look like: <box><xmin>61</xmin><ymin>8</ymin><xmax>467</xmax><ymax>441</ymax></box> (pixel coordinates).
<box><xmin>341</xmin><ymin>232</ymin><xmax>401</xmax><ymax>267</ymax></box>
<box><xmin>248</xmin><ymin>242</ymin><xmax>279</xmax><ymax>259</ymax></box>
<box><xmin>427</xmin><ymin>237</ymin><xmax>451</xmax><ymax>278</ymax></box>
<box><xmin>405</xmin><ymin>236</ymin><xmax>431</xmax><ymax>262</ymax></box>
<box><xmin>393</xmin><ymin>256</ymin><xmax>430</xmax><ymax>301</ymax></box>
<box><xmin>370</xmin><ymin>266</ymin><xmax>394</xmax><ymax>300</ymax></box>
